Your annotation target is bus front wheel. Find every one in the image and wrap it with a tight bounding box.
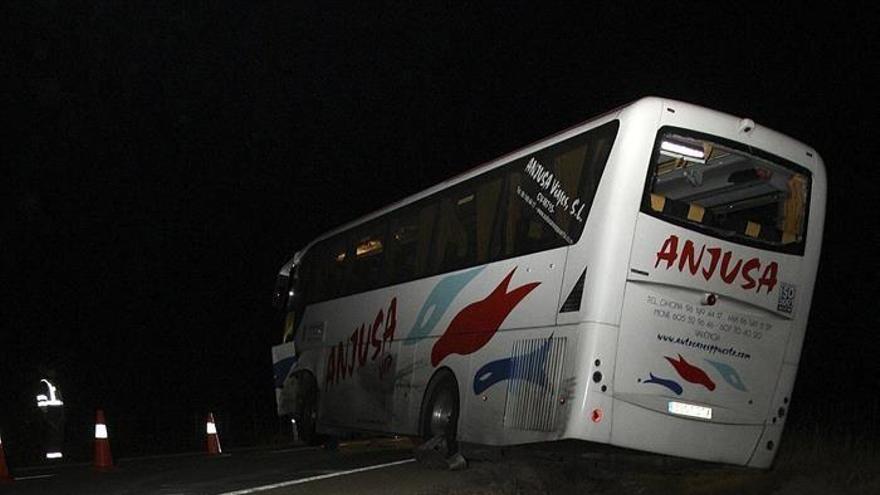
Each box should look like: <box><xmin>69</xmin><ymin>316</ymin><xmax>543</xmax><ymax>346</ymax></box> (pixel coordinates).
<box><xmin>294</xmin><ymin>374</ymin><xmax>321</xmax><ymax>446</ymax></box>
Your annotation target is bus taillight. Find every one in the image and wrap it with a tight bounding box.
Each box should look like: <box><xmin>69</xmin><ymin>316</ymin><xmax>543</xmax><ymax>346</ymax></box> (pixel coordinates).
<box><xmin>591</xmin><ymin>409</ymin><xmax>603</xmax><ymax>423</ymax></box>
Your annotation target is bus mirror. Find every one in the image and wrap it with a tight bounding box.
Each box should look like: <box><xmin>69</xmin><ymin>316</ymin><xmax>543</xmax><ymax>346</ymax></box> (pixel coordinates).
<box><xmin>272</xmin><ymin>274</ymin><xmax>290</xmax><ymax>309</ymax></box>
<box><xmin>286</xmin><ymin>288</ymin><xmax>298</xmax><ymax>311</ymax></box>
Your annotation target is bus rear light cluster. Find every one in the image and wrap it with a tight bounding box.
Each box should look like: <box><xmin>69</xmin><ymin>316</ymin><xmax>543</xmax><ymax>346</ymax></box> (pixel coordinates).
<box><xmin>591</xmin><ymin>408</ymin><xmax>603</xmax><ymax>423</ymax></box>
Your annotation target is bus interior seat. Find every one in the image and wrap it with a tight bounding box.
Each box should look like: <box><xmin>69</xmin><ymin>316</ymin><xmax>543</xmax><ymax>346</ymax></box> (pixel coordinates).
<box><xmin>686</xmin><ymin>203</ymin><xmax>706</xmax><ymax>223</ymax></box>
<box><xmin>650</xmin><ymin>194</ymin><xmax>713</xmax><ymax>225</ymax></box>
<box><xmin>736</xmin><ymin>219</ymin><xmax>796</xmax><ymax>244</ymax></box>
<box><xmin>744</xmin><ymin>221</ymin><xmax>762</xmax><ymax>239</ymax></box>
<box><xmin>650</xmin><ymin>193</ymin><xmax>666</xmax><ymax>213</ymax></box>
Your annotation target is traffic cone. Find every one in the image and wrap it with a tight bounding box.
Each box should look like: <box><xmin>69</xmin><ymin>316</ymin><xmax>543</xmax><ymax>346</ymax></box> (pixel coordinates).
<box><xmin>0</xmin><ymin>433</ymin><xmax>13</xmax><ymax>483</ymax></box>
<box><xmin>206</xmin><ymin>413</ymin><xmax>222</xmax><ymax>455</ymax></box>
<box><xmin>93</xmin><ymin>409</ymin><xmax>113</xmax><ymax>470</ymax></box>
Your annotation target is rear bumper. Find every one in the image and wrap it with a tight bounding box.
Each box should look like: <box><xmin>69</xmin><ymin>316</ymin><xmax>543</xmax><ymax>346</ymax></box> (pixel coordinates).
<box><xmin>607</xmin><ymin>398</ymin><xmax>766</xmax><ymax>466</ymax></box>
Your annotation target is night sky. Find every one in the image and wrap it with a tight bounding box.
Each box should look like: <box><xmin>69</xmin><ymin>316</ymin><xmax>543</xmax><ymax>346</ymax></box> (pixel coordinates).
<box><xmin>4</xmin><ymin>3</ymin><xmax>877</xmax><ymax>460</ymax></box>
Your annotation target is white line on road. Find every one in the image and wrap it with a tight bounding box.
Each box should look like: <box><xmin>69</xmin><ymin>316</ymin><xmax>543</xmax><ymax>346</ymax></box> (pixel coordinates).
<box><xmin>14</xmin><ymin>474</ymin><xmax>57</xmax><ymax>481</ymax></box>
<box><xmin>217</xmin><ymin>458</ymin><xmax>416</xmax><ymax>495</ymax></box>
<box><xmin>269</xmin><ymin>446</ymin><xmax>320</xmax><ymax>454</ymax></box>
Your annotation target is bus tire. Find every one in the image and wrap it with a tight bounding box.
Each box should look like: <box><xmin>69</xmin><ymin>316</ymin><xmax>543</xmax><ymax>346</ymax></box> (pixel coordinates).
<box><xmin>294</xmin><ymin>373</ymin><xmax>321</xmax><ymax>446</ymax></box>
<box><xmin>419</xmin><ymin>369</ymin><xmax>460</xmax><ymax>458</ymax></box>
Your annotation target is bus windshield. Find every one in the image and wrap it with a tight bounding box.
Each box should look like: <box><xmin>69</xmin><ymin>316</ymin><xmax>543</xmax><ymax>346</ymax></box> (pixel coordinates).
<box><xmin>643</xmin><ymin>128</ymin><xmax>810</xmax><ymax>255</ymax></box>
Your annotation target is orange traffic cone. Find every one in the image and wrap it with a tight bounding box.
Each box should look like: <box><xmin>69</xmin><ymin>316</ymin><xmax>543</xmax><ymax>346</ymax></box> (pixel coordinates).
<box><xmin>0</xmin><ymin>433</ymin><xmax>13</xmax><ymax>483</ymax></box>
<box><xmin>206</xmin><ymin>413</ymin><xmax>222</xmax><ymax>455</ymax></box>
<box><xmin>93</xmin><ymin>409</ymin><xmax>113</xmax><ymax>470</ymax></box>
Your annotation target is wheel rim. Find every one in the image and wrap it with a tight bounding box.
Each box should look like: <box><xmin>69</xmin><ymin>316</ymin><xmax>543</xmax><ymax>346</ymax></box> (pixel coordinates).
<box><xmin>428</xmin><ymin>386</ymin><xmax>455</xmax><ymax>438</ymax></box>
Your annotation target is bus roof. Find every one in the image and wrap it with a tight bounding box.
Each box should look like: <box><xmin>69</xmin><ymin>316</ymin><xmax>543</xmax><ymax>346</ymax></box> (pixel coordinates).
<box><xmin>284</xmin><ymin>96</ymin><xmax>824</xmax><ymax>266</ymax></box>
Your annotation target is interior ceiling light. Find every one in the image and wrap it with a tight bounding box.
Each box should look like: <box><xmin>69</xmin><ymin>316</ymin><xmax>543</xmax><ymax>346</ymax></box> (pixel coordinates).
<box><xmin>661</xmin><ymin>140</ymin><xmax>705</xmax><ymax>159</ymax></box>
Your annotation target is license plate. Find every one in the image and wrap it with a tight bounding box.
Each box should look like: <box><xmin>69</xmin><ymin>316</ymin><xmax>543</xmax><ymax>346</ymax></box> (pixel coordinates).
<box><xmin>667</xmin><ymin>401</ymin><xmax>712</xmax><ymax>420</ymax></box>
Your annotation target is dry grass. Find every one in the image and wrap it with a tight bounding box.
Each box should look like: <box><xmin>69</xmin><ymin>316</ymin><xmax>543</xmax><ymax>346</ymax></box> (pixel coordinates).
<box><xmin>771</xmin><ymin>398</ymin><xmax>880</xmax><ymax>493</ymax></box>
<box><xmin>421</xmin><ymin>401</ymin><xmax>880</xmax><ymax>495</ymax></box>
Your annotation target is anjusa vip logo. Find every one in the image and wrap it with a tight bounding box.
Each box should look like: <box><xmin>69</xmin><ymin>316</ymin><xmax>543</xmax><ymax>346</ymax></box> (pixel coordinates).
<box><xmin>654</xmin><ymin>235</ymin><xmax>778</xmax><ymax>294</ymax></box>
<box><xmin>325</xmin><ymin>298</ymin><xmax>397</xmax><ymax>387</ymax></box>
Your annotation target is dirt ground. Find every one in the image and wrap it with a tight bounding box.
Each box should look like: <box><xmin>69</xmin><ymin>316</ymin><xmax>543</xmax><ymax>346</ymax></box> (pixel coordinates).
<box><xmin>408</xmin><ymin>436</ymin><xmax>880</xmax><ymax>495</ymax></box>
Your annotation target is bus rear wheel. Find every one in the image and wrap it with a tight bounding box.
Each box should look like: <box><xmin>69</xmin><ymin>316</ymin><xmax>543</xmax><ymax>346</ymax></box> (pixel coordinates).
<box><xmin>420</xmin><ymin>370</ymin><xmax>459</xmax><ymax>459</ymax></box>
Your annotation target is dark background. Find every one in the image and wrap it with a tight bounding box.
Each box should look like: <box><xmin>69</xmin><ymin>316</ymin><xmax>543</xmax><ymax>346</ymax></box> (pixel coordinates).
<box><xmin>3</xmin><ymin>3</ymin><xmax>876</xmax><ymax>462</ymax></box>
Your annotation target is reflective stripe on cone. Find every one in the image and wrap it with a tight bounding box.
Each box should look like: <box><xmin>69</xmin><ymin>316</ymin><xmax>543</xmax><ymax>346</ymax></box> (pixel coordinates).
<box><xmin>94</xmin><ymin>409</ymin><xmax>113</xmax><ymax>470</ymax></box>
<box><xmin>206</xmin><ymin>413</ymin><xmax>222</xmax><ymax>455</ymax></box>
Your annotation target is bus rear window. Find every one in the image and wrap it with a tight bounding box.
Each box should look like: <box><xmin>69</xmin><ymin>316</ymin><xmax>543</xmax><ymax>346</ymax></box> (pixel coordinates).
<box><xmin>643</xmin><ymin>128</ymin><xmax>810</xmax><ymax>255</ymax></box>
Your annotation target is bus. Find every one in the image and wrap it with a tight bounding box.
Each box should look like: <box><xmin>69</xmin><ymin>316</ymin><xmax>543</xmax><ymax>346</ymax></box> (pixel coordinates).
<box><xmin>270</xmin><ymin>97</ymin><xmax>825</xmax><ymax>467</ymax></box>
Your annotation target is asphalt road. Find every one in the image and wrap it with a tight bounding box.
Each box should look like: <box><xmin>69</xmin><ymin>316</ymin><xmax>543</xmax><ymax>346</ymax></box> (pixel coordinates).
<box><xmin>2</xmin><ymin>437</ymin><xmax>876</xmax><ymax>494</ymax></box>
<box><xmin>0</xmin><ymin>438</ymin><xmax>424</xmax><ymax>495</ymax></box>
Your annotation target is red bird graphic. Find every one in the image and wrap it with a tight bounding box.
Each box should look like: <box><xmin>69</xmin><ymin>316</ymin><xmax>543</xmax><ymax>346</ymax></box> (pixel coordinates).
<box><xmin>665</xmin><ymin>354</ymin><xmax>716</xmax><ymax>391</ymax></box>
<box><xmin>431</xmin><ymin>267</ymin><xmax>540</xmax><ymax>366</ymax></box>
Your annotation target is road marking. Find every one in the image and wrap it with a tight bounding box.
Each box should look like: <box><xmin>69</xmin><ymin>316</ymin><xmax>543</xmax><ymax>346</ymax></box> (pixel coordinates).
<box><xmin>218</xmin><ymin>458</ymin><xmax>415</xmax><ymax>494</ymax></box>
<box><xmin>15</xmin><ymin>474</ymin><xmax>57</xmax><ymax>481</ymax></box>
<box><xmin>269</xmin><ymin>446</ymin><xmax>319</xmax><ymax>454</ymax></box>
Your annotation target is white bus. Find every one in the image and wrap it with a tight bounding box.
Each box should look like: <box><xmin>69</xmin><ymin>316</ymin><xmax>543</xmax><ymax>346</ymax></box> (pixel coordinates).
<box><xmin>271</xmin><ymin>97</ymin><xmax>825</xmax><ymax>467</ymax></box>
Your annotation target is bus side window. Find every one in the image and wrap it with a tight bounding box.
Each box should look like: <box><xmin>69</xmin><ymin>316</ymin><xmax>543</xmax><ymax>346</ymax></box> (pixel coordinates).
<box><xmin>327</xmin><ymin>236</ymin><xmax>349</xmax><ymax>299</ymax></box>
<box><xmin>387</xmin><ymin>209</ymin><xmax>420</xmax><ymax>284</ymax></box>
<box><xmin>498</xmin><ymin>123</ymin><xmax>617</xmax><ymax>257</ymax></box>
<box><xmin>432</xmin><ymin>191</ymin><xmax>475</xmax><ymax>274</ymax></box>
<box><xmin>475</xmin><ymin>176</ymin><xmax>503</xmax><ymax>264</ymax></box>
<box><xmin>349</xmin><ymin>222</ymin><xmax>387</xmax><ymax>294</ymax></box>
<box><xmin>452</xmin><ymin>189</ymin><xmax>477</xmax><ymax>266</ymax></box>
<box><xmin>416</xmin><ymin>203</ymin><xmax>438</xmax><ymax>279</ymax></box>
<box><xmin>296</xmin><ymin>253</ymin><xmax>312</xmax><ymax>307</ymax></box>
<box><xmin>386</xmin><ymin>202</ymin><xmax>438</xmax><ymax>283</ymax></box>
<box><xmin>500</xmin><ymin>173</ymin><xmax>525</xmax><ymax>257</ymax></box>
<box><xmin>504</xmin><ymin>169</ymin><xmax>556</xmax><ymax>255</ymax></box>
<box><xmin>307</xmin><ymin>241</ymin><xmax>328</xmax><ymax>303</ymax></box>
<box><xmin>430</xmin><ymin>197</ymin><xmax>455</xmax><ymax>274</ymax></box>
<box><xmin>550</xmin><ymin>144</ymin><xmax>586</xmax><ymax>236</ymax></box>
<box><xmin>579</xmin><ymin>130</ymin><xmax>615</xmax><ymax>222</ymax></box>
